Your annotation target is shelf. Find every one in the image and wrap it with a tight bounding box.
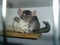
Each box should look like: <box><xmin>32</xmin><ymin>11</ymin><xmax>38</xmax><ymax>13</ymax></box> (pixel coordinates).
<box><xmin>0</xmin><ymin>30</ymin><xmax>42</xmax><ymax>39</ymax></box>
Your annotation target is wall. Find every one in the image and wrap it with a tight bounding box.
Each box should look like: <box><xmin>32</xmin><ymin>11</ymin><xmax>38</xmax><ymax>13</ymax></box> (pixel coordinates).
<box><xmin>6</xmin><ymin>6</ymin><xmax>54</xmax><ymax>45</ymax></box>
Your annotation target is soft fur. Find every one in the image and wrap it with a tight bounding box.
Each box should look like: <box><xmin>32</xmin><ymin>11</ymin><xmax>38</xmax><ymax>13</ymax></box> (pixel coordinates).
<box><xmin>12</xmin><ymin>8</ymin><xmax>50</xmax><ymax>33</ymax></box>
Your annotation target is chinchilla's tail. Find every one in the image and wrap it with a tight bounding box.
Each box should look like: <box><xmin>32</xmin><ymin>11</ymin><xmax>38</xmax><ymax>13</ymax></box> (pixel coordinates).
<box><xmin>39</xmin><ymin>21</ymin><xmax>50</xmax><ymax>33</ymax></box>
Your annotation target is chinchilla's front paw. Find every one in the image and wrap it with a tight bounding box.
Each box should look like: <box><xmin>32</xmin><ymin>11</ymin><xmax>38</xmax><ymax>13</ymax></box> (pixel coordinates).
<box><xmin>25</xmin><ymin>30</ymin><xmax>31</xmax><ymax>33</ymax></box>
<box><xmin>13</xmin><ymin>17</ymin><xmax>20</xmax><ymax>22</ymax></box>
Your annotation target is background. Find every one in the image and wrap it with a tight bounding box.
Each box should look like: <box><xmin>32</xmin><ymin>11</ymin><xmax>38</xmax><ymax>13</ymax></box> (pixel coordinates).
<box><xmin>0</xmin><ymin>0</ymin><xmax>60</xmax><ymax>45</ymax></box>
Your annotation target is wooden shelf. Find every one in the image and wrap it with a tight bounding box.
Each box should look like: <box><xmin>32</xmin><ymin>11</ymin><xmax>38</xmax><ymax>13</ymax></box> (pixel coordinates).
<box><xmin>0</xmin><ymin>30</ymin><xmax>42</xmax><ymax>39</ymax></box>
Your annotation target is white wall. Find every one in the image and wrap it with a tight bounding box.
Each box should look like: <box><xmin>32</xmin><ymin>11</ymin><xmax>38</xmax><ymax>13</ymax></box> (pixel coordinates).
<box><xmin>6</xmin><ymin>6</ymin><xmax>54</xmax><ymax>45</ymax></box>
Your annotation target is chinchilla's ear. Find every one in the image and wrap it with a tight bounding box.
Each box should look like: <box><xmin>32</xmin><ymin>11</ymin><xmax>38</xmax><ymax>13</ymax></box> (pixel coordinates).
<box><xmin>17</xmin><ymin>8</ymin><xmax>23</xmax><ymax>15</ymax></box>
<box><xmin>32</xmin><ymin>10</ymin><xmax>36</xmax><ymax>16</ymax></box>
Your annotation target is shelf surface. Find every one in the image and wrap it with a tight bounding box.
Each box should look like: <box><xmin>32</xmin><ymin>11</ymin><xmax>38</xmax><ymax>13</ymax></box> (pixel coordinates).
<box><xmin>0</xmin><ymin>30</ymin><xmax>42</xmax><ymax>39</ymax></box>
